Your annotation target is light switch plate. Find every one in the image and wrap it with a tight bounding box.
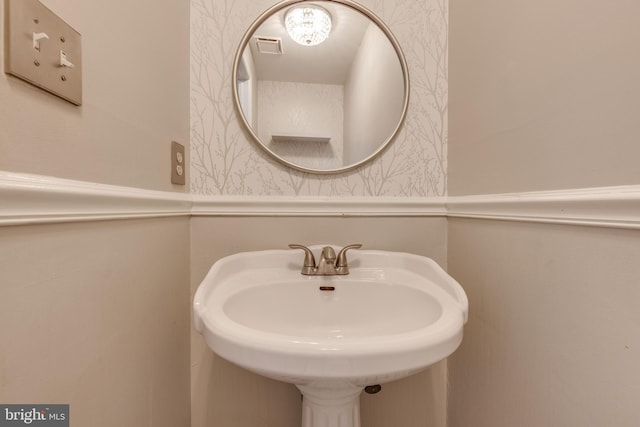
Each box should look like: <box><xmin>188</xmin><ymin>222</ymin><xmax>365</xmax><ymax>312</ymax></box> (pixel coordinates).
<box><xmin>4</xmin><ymin>0</ymin><xmax>82</xmax><ymax>105</ymax></box>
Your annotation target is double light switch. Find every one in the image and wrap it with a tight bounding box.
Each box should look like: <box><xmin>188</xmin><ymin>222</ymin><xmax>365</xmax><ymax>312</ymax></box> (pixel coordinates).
<box><xmin>4</xmin><ymin>0</ymin><xmax>82</xmax><ymax>105</ymax></box>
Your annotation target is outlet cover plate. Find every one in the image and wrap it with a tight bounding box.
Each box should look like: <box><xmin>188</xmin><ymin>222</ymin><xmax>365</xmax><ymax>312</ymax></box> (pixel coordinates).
<box><xmin>171</xmin><ymin>141</ymin><xmax>186</xmax><ymax>185</ymax></box>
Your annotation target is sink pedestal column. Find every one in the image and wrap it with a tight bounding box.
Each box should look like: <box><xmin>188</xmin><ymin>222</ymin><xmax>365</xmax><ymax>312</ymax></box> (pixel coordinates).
<box><xmin>298</xmin><ymin>384</ymin><xmax>363</xmax><ymax>427</ymax></box>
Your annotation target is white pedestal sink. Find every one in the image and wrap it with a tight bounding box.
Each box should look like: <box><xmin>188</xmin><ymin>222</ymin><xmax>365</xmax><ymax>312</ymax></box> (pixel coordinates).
<box><xmin>193</xmin><ymin>246</ymin><xmax>468</xmax><ymax>427</ymax></box>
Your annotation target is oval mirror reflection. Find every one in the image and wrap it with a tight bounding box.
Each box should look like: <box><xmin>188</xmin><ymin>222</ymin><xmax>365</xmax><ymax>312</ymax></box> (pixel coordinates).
<box><xmin>233</xmin><ymin>0</ymin><xmax>409</xmax><ymax>174</ymax></box>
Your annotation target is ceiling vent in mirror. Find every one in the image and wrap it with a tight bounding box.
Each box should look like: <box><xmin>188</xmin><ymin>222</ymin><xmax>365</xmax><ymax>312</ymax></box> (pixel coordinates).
<box><xmin>285</xmin><ymin>4</ymin><xmax>332</xmax><ymax>46</ymax></box>
<box><xmin>255</xmin><ymin>37</ymin><xmax>283</xmax><ymax>54</ymax></box>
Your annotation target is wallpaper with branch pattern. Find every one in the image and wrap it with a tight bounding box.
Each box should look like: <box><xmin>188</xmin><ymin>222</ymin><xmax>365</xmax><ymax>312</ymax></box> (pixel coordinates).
<box><xmin>190</xmin><ymin>0</ymin><xmax>448</xmax><ymax>197</ymax></box>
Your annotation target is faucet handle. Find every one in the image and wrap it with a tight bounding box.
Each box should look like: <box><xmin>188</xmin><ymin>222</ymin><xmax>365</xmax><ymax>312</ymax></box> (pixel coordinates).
<box><xmin>336</xmin><ymin>244</ymin><xmax>362</xmax><ymax>273</ymax></box>
<box><xmin>288</xmin><ymin>244</ymin><xmax>317</xmax><ymax>275</ymax></box>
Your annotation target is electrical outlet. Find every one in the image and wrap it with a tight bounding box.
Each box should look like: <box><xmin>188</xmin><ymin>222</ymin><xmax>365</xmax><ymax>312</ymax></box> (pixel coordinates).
<box><xmin>171</xmin><ymin>141</ymin><xmax>186</xmax><ymax>185</ymax></box>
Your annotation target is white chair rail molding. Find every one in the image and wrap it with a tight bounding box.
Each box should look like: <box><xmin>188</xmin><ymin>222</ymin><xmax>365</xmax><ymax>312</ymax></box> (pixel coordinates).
<box><xmin>2</xmin><ymin>170</ymin><xmax>640</xmax><ymax>227</ymax></box>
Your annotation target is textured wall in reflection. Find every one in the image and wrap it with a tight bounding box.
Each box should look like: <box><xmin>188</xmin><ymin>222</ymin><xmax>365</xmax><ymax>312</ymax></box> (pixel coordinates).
<box><xmin>190</xmin><ymin>0</ymin><xmax>448</xmax><ymax>196</ymax></box>
<box><xmin>259</xmin><ymin>81</ymin><xmax>344</xmax><ymax>170</ymax></box>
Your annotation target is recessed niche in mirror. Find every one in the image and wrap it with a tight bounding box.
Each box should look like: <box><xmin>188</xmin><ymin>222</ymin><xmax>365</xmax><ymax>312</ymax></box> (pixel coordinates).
<box><xmin>233</xmin><ymin>0</ymin><xmax>409</xmax><ymax>174</ymax></box>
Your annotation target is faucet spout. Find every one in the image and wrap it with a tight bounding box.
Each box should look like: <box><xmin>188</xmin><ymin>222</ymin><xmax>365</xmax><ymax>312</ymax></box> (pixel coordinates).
<box><xmin>316</xmin><ymin>246</ymin><xmax>337</xmax><ymax>275</ymax></box>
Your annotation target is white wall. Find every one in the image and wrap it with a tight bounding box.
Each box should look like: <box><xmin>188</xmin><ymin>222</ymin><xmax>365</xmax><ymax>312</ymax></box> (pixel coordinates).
<box><xmin>0</xmin><ymin>0</ymin><xmax>190</xmax><ymax>192</ymax></box>
<box><xmin>449</xmin><ymin>0</ymin><xmax>640</xmax><ymax>195</ymax></box>
<box><xmin>0</xmin><ymin>0</ymin><xmax>191</xmax><ymax>425</ymax></box>
<box><xmin>237</xmin><ymin>48</ymin><xmax>258</xmax><ymax>129</ymax></box>
<box><xmin>257</xmin><ymin>80</ymin><xmax>344</xmax><ymax>170</ymax></box>
<box><xmin>448</xmin><ymin>0</ymin><xmax>640</xmax><ymax>425</ymax></box>
<box><xmin>344</xmin><ymin>22</ymin><xmax>405</xmax><ymax>165</ymax></box>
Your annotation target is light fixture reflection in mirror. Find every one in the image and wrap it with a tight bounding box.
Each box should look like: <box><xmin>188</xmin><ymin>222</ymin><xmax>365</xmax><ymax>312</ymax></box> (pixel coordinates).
<box><xmin>233</xmin><ymin>0</ymin><xmax>409</xmax><ymax>174</ymax></box>
<box><xmin>285</xmin><ymin>5</ymin><xmax>333</xmax><ymax>46</ymax></box>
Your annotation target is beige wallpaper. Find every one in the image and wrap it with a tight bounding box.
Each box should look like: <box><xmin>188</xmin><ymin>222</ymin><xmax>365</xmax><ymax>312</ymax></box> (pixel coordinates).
<box><xmin>190</xmin><ymin>0</ymin><xmax>448</xmax><ymax>196</ymax></box>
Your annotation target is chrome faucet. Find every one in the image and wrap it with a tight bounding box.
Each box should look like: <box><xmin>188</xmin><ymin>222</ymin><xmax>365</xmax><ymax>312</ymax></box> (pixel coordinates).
<box><xmin>289</xmin><ymin>244</ymin><xmax>362</xmax><ymax>275</ymax></box>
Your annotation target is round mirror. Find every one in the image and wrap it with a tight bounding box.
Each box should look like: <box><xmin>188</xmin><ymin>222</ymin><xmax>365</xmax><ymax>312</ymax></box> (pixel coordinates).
<box><xmin>232</xmin><ymin>0</ymin><xmax>409</xmax><ymax>174</ymax></box>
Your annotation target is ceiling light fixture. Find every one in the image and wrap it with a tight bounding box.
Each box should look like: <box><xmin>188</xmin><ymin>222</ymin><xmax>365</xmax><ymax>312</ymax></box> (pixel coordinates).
<box><xmin>284</xmin><ymin>4</ymin><xmax>332</xmax><ymax>46</ymax></box>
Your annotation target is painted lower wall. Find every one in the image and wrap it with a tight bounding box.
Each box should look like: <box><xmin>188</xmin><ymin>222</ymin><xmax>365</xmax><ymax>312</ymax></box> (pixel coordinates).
<box><xmin>0</xmin><ymin>217</ymin><xmax>191</xmax><ymax>426</ymax></box>
<box><xmin>447</xmin><ymin>219</ymin><xmax>640</xmax><ymax>426</ymax></box>
<box><xmin>190</xmin><ymin>216</ymin><xmax>449</xmax><ymax>427</ymax></box>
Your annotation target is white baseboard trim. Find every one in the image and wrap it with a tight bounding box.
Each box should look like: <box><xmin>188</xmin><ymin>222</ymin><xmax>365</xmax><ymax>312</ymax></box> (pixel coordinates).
<box><xmin>2</xmin><ymin>171</ymin><xmax>639</xmax><ymax>229</ymax></box>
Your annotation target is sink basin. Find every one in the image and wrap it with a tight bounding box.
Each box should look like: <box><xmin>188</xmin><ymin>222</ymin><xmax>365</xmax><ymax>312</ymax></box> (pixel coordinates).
<box><xmin>225</xmin><ymin>280</ymin><xmax>443</xmax><ymax>338</ymax></box>
<box><xmin>194</xmin><ymin>246</ymin><xmax>468</xmax><ymax>427</ymax></box>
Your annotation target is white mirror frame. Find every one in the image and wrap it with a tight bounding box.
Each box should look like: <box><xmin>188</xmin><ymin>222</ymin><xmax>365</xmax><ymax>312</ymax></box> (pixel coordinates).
<box><xmin>232</xmin><ymin>0</ymin><xmax>410</xmax><ymax>174</ymax></box>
